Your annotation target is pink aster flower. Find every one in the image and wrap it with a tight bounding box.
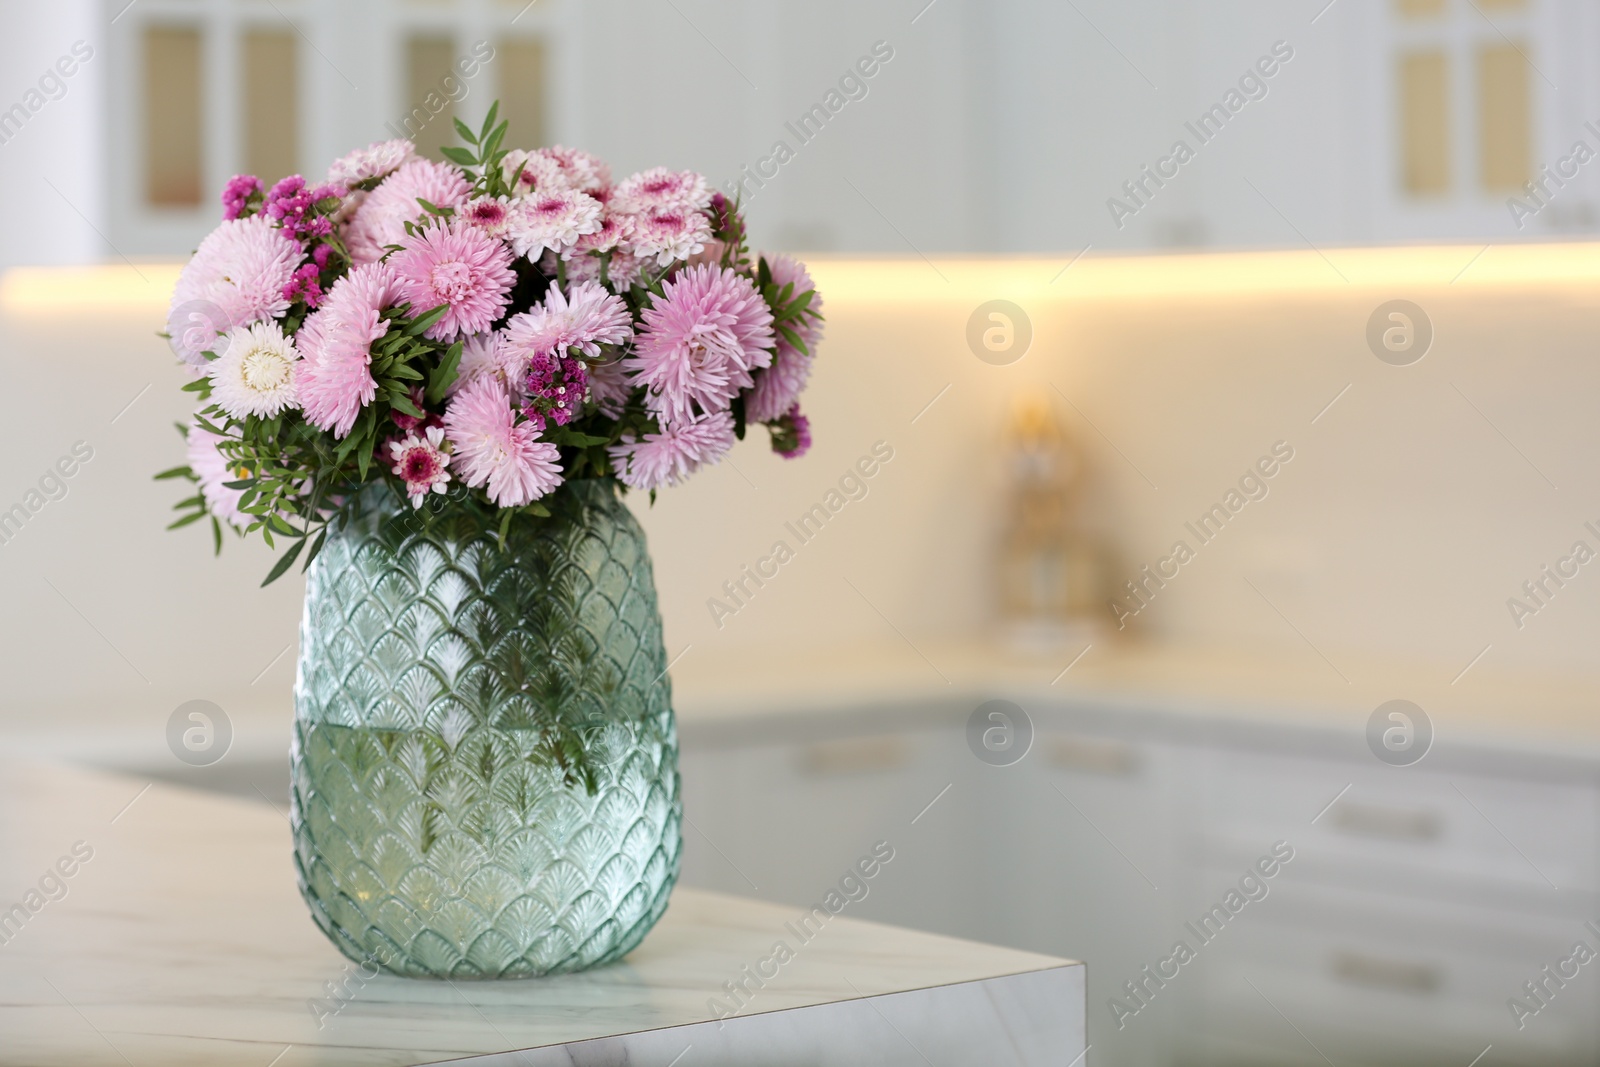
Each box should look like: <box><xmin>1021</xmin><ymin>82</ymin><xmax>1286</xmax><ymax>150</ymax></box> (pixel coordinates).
<box><xmin>186</xmin><ymin>418</ymin><xmax>248</xmax><ymax>529</ymax></box>
<box><xmin>506</xmin><ymin>189</ymin><xmax>602</xmax><ymax>260</ymax></box>
<box><xmin>167</xmin><ymin>215</ymin><xmax>302</xmax><ymax>368</ymax></box>
<box><xmin>609</xmin><ymin>410</ymin><xmax>736</xmax><ymax>491</ymax></box>
<box><xmin>443</xmin><ymin>377</ymin><xmax>563</xmax><ymax>507</ymax></box>
<box><xmin>388</xmin><ymin>425</ymin><xmax>452</xmax><ymax>507</ymax></box>
<box><xmin>390</xmin><ymin>221</ymin><xmax>515</xmax><ymax>341</ymax></box>
<box><xmin>625</xmin><ymin>206</ymin><xmax>712</xmax><ymax>267</ymax></box>
<box><xmin>503</xmin><ymin>282</ymin><xmax>632</xmax><ymax>365</ymax></box>
<box><xmin>628</xmin><ymin>264</ymin><xmax>774</xmax><ymax>428</ymax></box>
<box><xmin>613</xmin><ymin>167</ymin><xmax>712</xmax><ymax>213</ymax></box>
<box><xmin>295</xmin><ymin>261</ymin><xmax>402</xmax><ymax>438</ymax></box>
<box><xmin>327</xmin><ymin>139</ymin><xmax>416</xmax><ymax>188</ymax></box>
<box><xmin>588</xmin><ymin>359</ymin><xmax>631</xmax><ymax>417</ymax></box>
<box><xmin>221</xmin><ymin>174</ymin><xmax>263</xmax><ymax>220</ymax></box>
<box><xmin>745</xmin><ymin>254</ymin><xmax>823</xmax><ymax>422</ymax></box>
<box><xmin>450</xmin><ymin>332</ymin><xmax>507</xmax><ymax>396</ymax></box>
<box><xmin>343</xmin><ymin>158</ymin><xmax>471</xmax><ymax>264</ymax></box>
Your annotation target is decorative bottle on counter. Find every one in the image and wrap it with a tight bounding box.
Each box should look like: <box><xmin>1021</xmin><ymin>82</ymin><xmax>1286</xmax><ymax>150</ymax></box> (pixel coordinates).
<box><xmin>996</xmin><ymin>391</ymin><xmax>1107</xmax><ymax>649</ymax></box>
<box><xmin>290</xmin><ymin>478</ymin><xmax>681</xmax><ymax>978</ymax></box>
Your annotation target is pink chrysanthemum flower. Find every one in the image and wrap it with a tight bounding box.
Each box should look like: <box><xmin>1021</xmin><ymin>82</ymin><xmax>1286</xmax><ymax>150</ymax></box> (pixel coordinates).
<box><xmin>503</xmin><ymin>282</ymin><xmax>632</xmax><ymax>365</ymax></box>
<box><xmin>167</xmin><ymin>215</ymin><xmax>302</xmax><ymax>367</ymax></box>
<box><xmin>459</xmin><ymin>195</ymin><xmax>515</xmax><ymax>238</ymax></box>
<box><xmin>532</xmin><ymin>146</ymin><xmax>612</xmax><ymax>194</ymax></box>
<box><xmin>388</xmin><ymin>425</ymin><xmax>452</xmax><ymax>507</ymax></box>
<box><xmin>745</xmin><ymin>254</ymin><xmax>824</xmax><ymax>422</ymax></box>
<box><xmin>390</xmin><ymin>221</ymin><xmax>515</xmax><ymax>341</ymax></box>
<box><xmin>343</xmin><ymin>158</ymin><xmax>471</xmax><ymax>264</ymax></box>
<box><xmin>609</xmin><ymin>410</ymin><xmax>736</xmax><ymax>491</ymax></box>
<box><xmin>295</xmin><ymin>262</ymin><xmax>402</xmax><ymax>438</ymax></box>
<box><xmin>186</xmin><ymin>418</ymin><xmax>249</xmax><ymax>529</ymax></box>
<box><xmin>626</xmin><ymin>206</ymin><xmax>712</xmax><ymax>267</ymax></box>
<box><xmin>327</xmin><ymin>139</ymin><xmax>416</xmax><ymax>188</ymax></box>
<box><xmin>588</xmin><ymin>359</ymin><xmax>631</xmax><ymax>418</ymax></box>
<box><xmin>450</xmin><ymin>332</ymin><xmax>506</xmax><ymax>396</ymax></box>
<box><xmin>628</xmin><ymin>264</ymin><xmax>774</xmax><ymax>428</ymax></box>
<box><xmin>443</xmin><ymin>377</ymin><xmax>563</xmax><ymax>507</ymax></box>
<box><xmin>507</xmin><ymin>189</ymin><xmax>603</xmax><ymax>260</ymax></box>
<box><xmin>613</xmin><ymin>167</ymin><xmax>712</xmax><ymax>213</ymax></box>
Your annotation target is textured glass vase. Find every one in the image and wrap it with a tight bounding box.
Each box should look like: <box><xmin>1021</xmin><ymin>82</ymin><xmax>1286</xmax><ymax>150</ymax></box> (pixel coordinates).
<box><xmin>289</xmin><ymin>478</ymin><xmax>681</xmax><ymax>979</ymax></box>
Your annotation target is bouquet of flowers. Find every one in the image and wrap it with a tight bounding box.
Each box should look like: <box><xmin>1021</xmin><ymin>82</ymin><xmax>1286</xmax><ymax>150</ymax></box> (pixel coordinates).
<box><xmin>159</xmin><ymin>104</ymin><xmax>822</xmax><ymax>583</ymax></box>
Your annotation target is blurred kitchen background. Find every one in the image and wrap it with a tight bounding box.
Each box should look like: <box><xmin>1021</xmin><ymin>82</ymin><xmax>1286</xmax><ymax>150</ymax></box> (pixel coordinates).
<box><xmin>5</xmin><ymin>0</ymin><xmax>1600</xmax><ymax>1064</ymax></box>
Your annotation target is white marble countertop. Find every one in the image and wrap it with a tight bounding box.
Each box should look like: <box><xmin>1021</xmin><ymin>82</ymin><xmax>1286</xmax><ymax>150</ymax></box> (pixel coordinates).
<box><xmin>0</xmin><ymin>759</ymin><xmax>1079</xmax><ymax>1065</ymax></box>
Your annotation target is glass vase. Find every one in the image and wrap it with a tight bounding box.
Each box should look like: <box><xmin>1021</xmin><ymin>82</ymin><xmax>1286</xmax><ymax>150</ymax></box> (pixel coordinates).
<box><xmin>289</xmin><ymin>478</ymin><xmax>681</xmax><ymax>978</ymax></box>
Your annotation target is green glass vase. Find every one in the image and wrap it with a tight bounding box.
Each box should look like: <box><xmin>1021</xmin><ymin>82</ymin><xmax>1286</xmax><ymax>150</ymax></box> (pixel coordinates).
<box><xmin>289</xmin><ymin>478</ymin><xmax>681</xmax><ymax>978</ymax></box>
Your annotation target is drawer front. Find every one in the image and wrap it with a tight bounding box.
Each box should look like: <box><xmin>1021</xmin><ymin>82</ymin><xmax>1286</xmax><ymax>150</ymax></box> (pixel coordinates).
<box><xmin>1199</xmin><ymin>748</ymin><xmax>1600</xmax><ymax>898</ymax></box>
<box><xmin>1186</xmin><ymin>880</ymin><xmax>1600</xmax><ymax>1066</ymax></box>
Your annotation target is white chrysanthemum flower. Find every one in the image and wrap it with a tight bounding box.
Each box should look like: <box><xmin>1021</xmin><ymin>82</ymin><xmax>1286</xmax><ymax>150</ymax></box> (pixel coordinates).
<box><xmin>506</xmin><ymin>189</ymin><xmax>603</xmax><ymax>260</ymax></box>
<box><xmin>209</xmin><ymin>319</ymin><xmax>301</xmax><ymax>419</ymax></box>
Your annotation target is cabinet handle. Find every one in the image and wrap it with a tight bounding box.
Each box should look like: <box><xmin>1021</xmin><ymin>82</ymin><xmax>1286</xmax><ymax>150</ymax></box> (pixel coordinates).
<box><xmin>797</xmin><ymin>737</ymin><xmax>909</xmax><ymax>776</ymax></box>
<box><xmin>1047</xmin><ymin>736</ymin><xmax>1141</xmax><ymax>776</ymax></box>
<box><xmin>1330</xmin><ymin>802</ymin><xmax>1442</xmax><ymax>841</ymax></box>
<box><xmin>1330</xmin><ymin>951</ymin><xmax>1442</xmax><ymax>994</ymax></box>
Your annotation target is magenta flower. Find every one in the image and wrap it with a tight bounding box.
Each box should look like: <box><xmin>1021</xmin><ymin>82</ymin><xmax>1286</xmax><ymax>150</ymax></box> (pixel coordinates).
<box><xmin>628</xmin><ymin>264</ymin><xmax>774</xmax><ymax>428</ymax></box>
<box><xmin>264</xmin><ymin>175</ymin><xmax>342</xmax><ymax>240</ymax></box>
<box><xmin>609</xmin><ymin>410</ymin><xmax>736</xmax><ymax>491</ymax></box>
<box><xmin>443</xmin><ymin>377</ymin><xmax>563</xmax><ymax>506</ymax></box>
<box><xmin>390</xmin><ymin>222</ymin><xmax>515</xmax><ymax>341</ymax></box>
<box><xmin>295</xmin><ymin>262</ymin><xmax>401</xmax><ymax>438</ymax></box>
<box><xmin>773</xmin><ymin>405</ymin><xmax>811</xmax><ymax>459</ymax></box>
<box><xmin>388</xmin><ymin>425</ymin><xmax>451</xmax><ymax>508</ymax></box>
<box><xmin>221</xmin><ymin>174</ymin><xmax>263</xmax><ymax>220</ymax></box>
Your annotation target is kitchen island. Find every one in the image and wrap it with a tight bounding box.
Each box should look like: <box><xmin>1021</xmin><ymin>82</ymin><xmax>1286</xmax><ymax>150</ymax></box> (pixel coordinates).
<box><xmin>0</xmin><ymin>758</ymin><xmax>1082</xmax><ymax>1066</ymax></box>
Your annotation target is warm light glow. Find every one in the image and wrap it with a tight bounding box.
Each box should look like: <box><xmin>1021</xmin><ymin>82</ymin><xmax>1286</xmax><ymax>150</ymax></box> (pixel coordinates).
<box><xmin>804</xmin><ymin>243</ymin><xmax>1600</xmax><ymax>303</ymax></box>
<box><xmin>0</xmin><ymin>263</ymin><xmax>182</xmax><ymax>316</ymax></box>
<box><xmin>3</xmin><ymin>242</ymin><xmax>1598</xmax><ymax>317</ymax></box>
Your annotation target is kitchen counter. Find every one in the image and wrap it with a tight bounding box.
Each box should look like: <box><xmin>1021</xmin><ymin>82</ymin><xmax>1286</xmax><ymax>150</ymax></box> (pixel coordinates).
<box><xmin>0</xmin><ymin>759</ymin><xmax>1082</xmax><ymax>1065</ymax></box>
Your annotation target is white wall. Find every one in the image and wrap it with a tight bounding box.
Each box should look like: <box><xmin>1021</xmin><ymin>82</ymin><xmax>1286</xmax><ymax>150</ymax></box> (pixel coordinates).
<box><xmin>2</xmin><ymin>245</ymin><xmax>1596</xmax><ymax>739</ymax></box>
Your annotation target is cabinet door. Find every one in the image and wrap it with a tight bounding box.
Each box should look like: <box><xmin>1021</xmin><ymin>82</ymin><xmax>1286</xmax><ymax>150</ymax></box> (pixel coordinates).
<box><xmin>678</xmin><ymin>724</ymin><xmax>972</xmax><ymax>937</ymax></box>
<box><xmin>994</xmin><ymin>727</ymin><xmax>1194</xmax><ymax>1067</ymax></box>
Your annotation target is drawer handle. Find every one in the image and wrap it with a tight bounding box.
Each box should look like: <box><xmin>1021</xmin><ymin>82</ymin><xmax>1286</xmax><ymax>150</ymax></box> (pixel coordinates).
<box><xmin>1330</xmin><ymin>802</ymin><xmax>1442</xmax><ymax>841</ymax></box>
<box><xmin>1330</xmin><ymin>951</ymin><xmax>1442</xmax><ymax>994</ymax></box>
<box><xmin>1046</xmin><ymin>736</ymin><xmax>1141</xmax><ymax>776</ymax></box>
<box><xmin>797</xmin><ymin>738</ymin><xmax>908</xmax><ymax>776</ymax></box>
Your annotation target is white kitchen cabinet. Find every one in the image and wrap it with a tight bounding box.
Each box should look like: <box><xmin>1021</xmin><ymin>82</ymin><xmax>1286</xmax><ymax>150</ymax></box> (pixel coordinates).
<box><xmin>678</xmin><ymin>695</ymin><xmax>1600</xmax><ymax>1067</ymax></box>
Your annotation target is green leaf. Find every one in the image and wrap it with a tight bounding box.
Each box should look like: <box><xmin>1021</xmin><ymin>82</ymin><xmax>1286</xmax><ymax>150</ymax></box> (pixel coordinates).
<box><xmin>777</xmin><ymin>323</ymin><xmax>807</xmax><ymax>356</ymax></box>
<box><xmin>452</xmin><ymin>116</ymin><xmax>479</xmax><ymax>144</ymax></box>
<box><xmin>439</xmin><ymin>145</ymin><xmax>478</xmax><ymax>168</ymax></box>
<box><xmin>406</xmin><ymin>304</ymin><xmax>450</xmax><ymax>336</ymax></box>
<box><xmin>390</xmin><ymin>392</ymin><xmax>424</xmax><ymax>419</ymax></box>
<box><xmin>211</xmin><ymin>517</ymin><xmax>223</xmax><ymax>555</ymax></box>
<box><xmin>480</xmin><ymin>101</ymin><xmax>500</xmax><ymax>141</ymax></box>
<box><xmin>428</xmin><ymin>341</ymin><xmax>463</xmax><ymax>404</ymax></box>
<box><xmin>302</xmin><ymin>528</ymin><xmax>328</xmax><ymax>571</ymax></box>
<box><xmin>166</xmin><ymin>511</ymin><xmax>206</xmax><ymax>530</ymax></box>
<box><xmin>497</xmin><ymin>508</ymin><xmax>513</xmax><ymax>549</ymax></box>
<box><xmin>152</xmin><ymin>465</ymin><xmax>193</xmax><ymax>481</ymax></box>
<box><xmin>261</xmin><ymin>537</ymin><xmax>306</xmax><ymax>587</ymax></box>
